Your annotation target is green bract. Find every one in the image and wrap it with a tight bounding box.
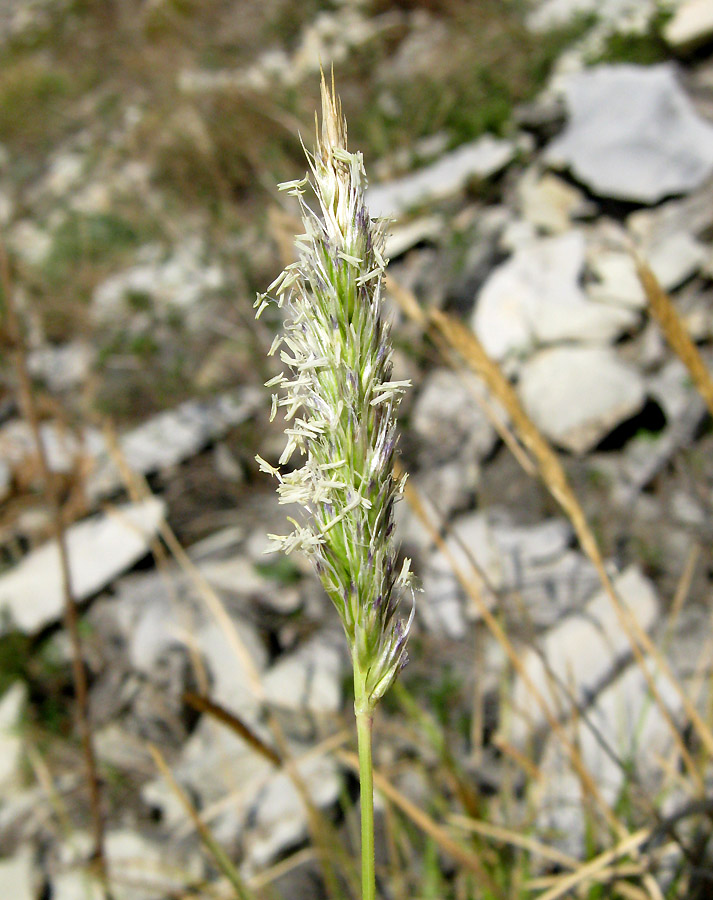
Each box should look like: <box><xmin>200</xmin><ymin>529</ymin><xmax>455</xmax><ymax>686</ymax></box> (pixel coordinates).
<box><xmin>255</xmin><ymin>75</ymin><xmax>413</xmax><ymax>711</ymax></box>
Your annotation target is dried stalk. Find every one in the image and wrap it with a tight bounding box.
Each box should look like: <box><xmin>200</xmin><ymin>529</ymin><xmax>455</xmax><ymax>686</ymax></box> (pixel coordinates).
<box><xmin>0</xmin><ymin>245</ymin><xmax>108</xmax><ymax>886</ymax></box>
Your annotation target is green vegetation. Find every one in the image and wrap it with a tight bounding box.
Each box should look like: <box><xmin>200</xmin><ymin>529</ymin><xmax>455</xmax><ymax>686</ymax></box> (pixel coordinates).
<box><xmin>590</xmin><ymin>10</ymin><xmax>673</xmax><ymax>66</ymax></box>
<box><xmin>0</xmin><ymin>59</ymin><xmax>72</xmax><ymax>152</ymax></box>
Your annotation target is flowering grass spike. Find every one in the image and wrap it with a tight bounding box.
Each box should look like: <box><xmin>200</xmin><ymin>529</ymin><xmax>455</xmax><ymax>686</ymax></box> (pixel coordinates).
<box><xmin>255</xmin><ymin>74</ymin><xmax>413</xmax><ymax>720</ymax></box>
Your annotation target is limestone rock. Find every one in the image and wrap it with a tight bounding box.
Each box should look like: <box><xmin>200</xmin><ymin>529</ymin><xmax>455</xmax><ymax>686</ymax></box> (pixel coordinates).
<box><xmin>518</xmin><ymin>169</ymin><xmax>591</xmax><ymax>234</ymax></box>
<box><xmin>421</xmin><ymin>510</ymin><xmax>577</xmax><ymax>638</ymax></box>
<box><xmin>535</xmin><ymin>661</ymin><xmax>683</xmax><ymax>855</ymax></box>
<box><xmin>92</xmin><ymin>238</ymin><xmax>224</xmax><ymax>323</ymax></box>
<box><xmin>545</xmin><ymin>64</ymin><xmax>713</xmax><ymax>203</ymax></box>
<box><xmin>473</xmin><ymin>232</ymin><xmax>636</xmax><ymax>360</ymax></box>
<box><xmin>527</xmin><ymin>0</ymin><xmax>657</xmax><ymax>32</ymax></box>
<box><xmin>27</xmin><ymin>342</ymin><xmax>94</xmax><ymax>393</ymax></box>
<box><xmin>0</xmin><ymin>683</ymin><xmax>27</xmax><ymax>793</ymax></box>
<box><xmin>517</xmin><ymin>345</ymin><xmax>646</xmax><ymax>453</ymax></box>
<box><xmin>366</xmin><ymin>135</ymin><xmax>515</xmax><ymax>218</ymax></box>
<box><xmin>0</xmin><ymin>849</ymin><xmax>34</xmax><ymax>900</ymax></box>
<box><xmin>87</xmin><ymin>389</ymin><xmax>262</xmax><ymax>499</ymax></box>
<box><xmin>0</xmin><ymin>499</ymin><xmax>164</xmax><ymax>633</ymax></box>
<box><xmin>505</xmin><ymin>566</ymin><xmax>659</xmax><ymax>745</ymax></box>
<box><xmin>664</xmin><ymin>0</ymin><xmax>713</xmax><ymax>52</ymax></box>
<box><xmin>411</xmin><ymin>367</ymin><xmax>499</xmax><ymax>466</ymax></box>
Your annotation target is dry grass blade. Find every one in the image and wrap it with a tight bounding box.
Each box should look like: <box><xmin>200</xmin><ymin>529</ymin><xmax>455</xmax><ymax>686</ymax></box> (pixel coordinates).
<box><xmin>636</xmin><ymin>257</ymin><xmax>713</xmax><ymax>418</ymax></box>
<box><xmin>183</xmin><ymin>692</ymin><xmax>282</xmax><ymax>767</ymax></box>
<box><xmin>401</xmin><ymin>468</ymin><xmax>625</xmax><ymax>837</ymax></box>
<box><xmin>534</xmin><ymin>827</ymin><xmax>652</xmax><ymax>900</ymax></box>
<box><xmin>448</xmin><ymin>813</ymin><xmax>577</xmax><ymax>869</ymax></box>
<box><xmin>428</xmin><ymin>308</ymin><xmax>712</xmax><ymax>780</ymax></box>
<box><xmin>101</xmin><ymin>430</ymin><xmax>352</xmax><ymax>900</ymax></box>
<box><xmin>148</xmin><ymin>744</ymin><xmax>254</xmax><ymax>900</ymax></box>
<box><xmin>1</xmin><ymin>244</ymin><xmax>108</xmax><ymax>887</ymax></box>
<box><xmin>387</xmin><ymin>274</ymin><xmax>537</xmax><ymax>478</ymax></box>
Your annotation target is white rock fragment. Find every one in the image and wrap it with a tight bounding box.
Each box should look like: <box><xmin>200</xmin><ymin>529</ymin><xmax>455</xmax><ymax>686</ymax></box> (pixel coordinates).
<box><xmin>518</xmin><ymin>169</ymin><xmax>590</xmax><ymax>234</ymax></box>
<box><xmin>385</xmin><ymin>215</ymin><xmax>443</xmax><ymax>258</ymax></box>
<box><xmin>527</xmin><ymin>0</ymin><xmax>658</xmax><ymax>32</ymax></box>
<box><xmin>262</xmin><ymin>637</ymin><xmax>343</xmax><ymax>717</ymax></box>
<box><xmin>87</xmin><ymin>389</ymin><xmax>262</xmax><ymax>499</ymax></box>
<box><xmin>664</xmin><ymin>0</ymin><xmax>713</xmax><ymax>51</ymax></box>
<box><xmin>411</xmin><ymin>368</ymin><xmax>499</xmax><ymax>465</ymax></box>
<box><xmin>586</xmin><ymin>249</ymin><xmax>646</xmax><ymax>309</ymax></box>
<box><xmin>0</xmin><ymin>682</ymin><xmax>27</xmax><ymax>792</ymax></box>
<box><xmin>421</xmin><ymin>510</ymin><xmax>576</xmax><ymax>638</ymax></box>
<box><xmin>194</xmin><ymin>618</ymin><xmax>266</xmax><ymax>720</ymax></box>
<box><xmin>473</xmin><ymin>232</ymin><xmax>636</xmax><ymax>360</ymax></box>
<box><xmin>545</xmin><ymin>64</ymin><xmax>713</xmax><ymax>203</ymax></box>
<box><xmin>366</xmin><ymin>135</ymin><xmax>515</xmax><ymax>218</ymax></box>
<box><xmin>50</xmin><ymin>870</ymin><xmax>104</xmax><ymax>900</ymax></box>
<box><xmin>0</xmin><ymin>499</ymin><xmax>164</xmax><ymax>634</ymax></box>
<box><xmin>535</xmin><ymin>660</ymin><xmax>683</xmax><ymax>855</ymax></box>
<box><xmin>9</xmin><ymin>220</ymin><xmax>52</xmax><ymax>266</ymax></box>
<box><xmin>45</xmin><ymin>153</ymin><xmax>85</xmax><ymax>197</ymax></box>
<box><xmin>587</xmin><ymin>230</ymin><xmax>706</xmax><ymax>309</ymax></box>
<box><xmin>143</xmin><ymin>720</ymin><xmax>339</xmax><ymax>870</ymax></box>
<box><xmin>518</xmin><ymin>345</ymin><xmax>646</xmax><ymax>454</ymax></box>
<box><xmin>0</xmin><ymin>849</ymin><xmax>34</xmax><ymax>900</ymax></box>
<box><xmin>54</xmin><ymin>830</ymin><xmax>203</xmax><ymax>900</ymax></box>
<box><xmin>92</xmin><ymin>238</ymin><xmax>224</xmax><ymax>322</ymax></box>
<box><xmin>504</xmin><ymin>566</ymin><xmax>659</xmax><ymax>745</ymax></box>
<box><xmin>648</xmin><ymin>357</ymin><xmax>694</xmax><ymax>420</ymax></box>
<box><xmin>243</xmin><ymin>752</ymin><xmax>340</xmax><ymax>871</ymax></box>
<box><xmin>0</xmin><ymin>420</ymin><xmax>105</xmax><ymax>480</ymax></box>
<box><xmin>421</xmin><ymin>512</ymin><xmax>500</xmax><ymax>638</ymax></box>
<box><xmin>198</xmin><ymin>555</ymin><xmax>270</xmax><ymax>597</ymax></box>
<box><xmin>27</xmin><ymin>341</ymin><xmax>94</xmax><ymax>393</ymax></box>
<box><xmin>645</xmin><ymin>230</ymin><xmax>708</xmax><ymax>291</ymax></box>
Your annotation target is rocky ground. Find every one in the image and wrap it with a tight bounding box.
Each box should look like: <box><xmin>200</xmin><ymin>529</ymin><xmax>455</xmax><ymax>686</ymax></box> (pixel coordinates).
<box><xmin>1</xmin><ymin>0</ymin><xmax>713</xmax><ymax>898</ymax></box>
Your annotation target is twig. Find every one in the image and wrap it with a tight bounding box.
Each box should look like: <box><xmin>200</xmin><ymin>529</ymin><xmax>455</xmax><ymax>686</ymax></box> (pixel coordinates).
<box><xmin>0</xmin><ymin>244</ymin><xmax>108</xmax><ymax>888</ymax></box>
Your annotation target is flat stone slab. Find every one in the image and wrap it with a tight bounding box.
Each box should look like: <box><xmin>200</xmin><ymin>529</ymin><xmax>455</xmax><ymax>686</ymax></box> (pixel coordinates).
<box><xmin>517</xmin><ymin>345</ymin><xmax>646</xmax><ymax>454</ymax></box>
<box><xmin>87</xmin><ymin>389</ymin><xmax>262</xmax><ymax>499</ymax></box>
<box><xmin>0</xmin><ymin>499</ymin><xmax>164</xmax><ymax>633</ymax></box>
<box><xmin>366</xmin><ymin>135</ymin><xmax>515</xmax><ymax>218</ymax></box>
<box><xmin>545</xmin><ymin>63</ymin><xmax>713</xmax><ymax>203</ymax></box>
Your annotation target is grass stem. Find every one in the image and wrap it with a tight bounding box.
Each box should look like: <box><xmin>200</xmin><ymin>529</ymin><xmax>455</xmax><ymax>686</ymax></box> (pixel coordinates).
<box><xmin>355</xmin><ymin>700</ymin><xmax>376</xmax><ymax>900</ymax></box>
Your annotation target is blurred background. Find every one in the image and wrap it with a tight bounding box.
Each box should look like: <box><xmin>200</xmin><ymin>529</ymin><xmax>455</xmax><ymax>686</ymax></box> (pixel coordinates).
<box><xmin>2</xmin><ymin>0</ymin><xmax>713</xmax><ymax>898</ymax></box>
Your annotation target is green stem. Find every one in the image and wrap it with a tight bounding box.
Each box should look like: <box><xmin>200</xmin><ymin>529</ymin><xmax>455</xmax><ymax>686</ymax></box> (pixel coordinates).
<box><xmin>355</xmin><ymin>682</ymin><xmax>376</xmax><ymax>900</ymax></box>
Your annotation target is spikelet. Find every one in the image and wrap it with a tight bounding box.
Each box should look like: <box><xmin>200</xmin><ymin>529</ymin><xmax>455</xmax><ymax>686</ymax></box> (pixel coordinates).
<box><xmin>256</xmin><ymin>72</ymin><xmax>413</xmax><ymax>710</ymax></box>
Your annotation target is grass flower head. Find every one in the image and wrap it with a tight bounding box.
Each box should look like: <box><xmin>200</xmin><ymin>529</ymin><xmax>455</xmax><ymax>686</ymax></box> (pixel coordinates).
<box><xmin>256</xmin><ymin>73</ymin><xmax>413</xmax><ymax>713</ymax></box>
